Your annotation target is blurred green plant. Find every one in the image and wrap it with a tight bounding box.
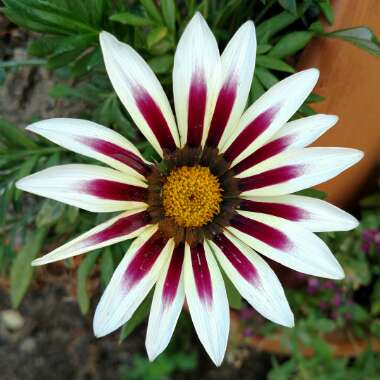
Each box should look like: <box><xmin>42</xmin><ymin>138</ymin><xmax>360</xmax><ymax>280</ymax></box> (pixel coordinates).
<box><xmin>1</xmin><ymin>0</ymin><xmax>380</xmax><ymax>352</ymax></box>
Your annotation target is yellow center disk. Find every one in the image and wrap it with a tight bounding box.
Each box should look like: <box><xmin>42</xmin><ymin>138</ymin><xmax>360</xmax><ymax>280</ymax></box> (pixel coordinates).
<box><xmin>162</xmin><ymin>165</ymin><xmax>222</xmax><ymax>228</ymax></box>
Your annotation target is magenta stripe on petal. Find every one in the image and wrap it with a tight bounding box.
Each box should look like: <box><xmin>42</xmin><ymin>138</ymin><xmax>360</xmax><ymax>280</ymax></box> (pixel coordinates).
<box><xmin>123</xmin><ymin>231</ymin><xmax>168</xmax><ymax>290</ymax></box>
<box><xmin>213</xmin><ymin>234</ymin><xmax>258</xmax><ymax>284</ymax></box>
<box><xmin>191</xmin><ymin>243</ymin><xmax>212</xmax><ymax>305</ymax></box>
<box><xmin>187</xmin><ymin>72</ymin><xmax>207</xmax><ymax>147</ymax></box>
<box><xmin>224</xmin><ymin>106</ymin><xmax>279</xmax><ymax>163</ymax></box>
<box><xmin>78</xmin><ymin>137</ymin><xmax>150</xmax><ymax>176</ymax></box>
<box><xmin>134</xmin><ymin>86</ymin><xmax>176</xmax><ymax>152</ymax></box>
<box><xmin>84</xmin><ymin>211</ymin><xmax>150</xmax><ymax>248</ymax></box>
<box><xmin>84</xmin><ymin>179</ymin><xmax>147</xmax><ymax>202</ymax></box>
<box><xmin>238</xmin><ymin>165</ymin><xmax>303</xmax><ymax>192</ymax></box>
<box><xmin>239</xmin><ymin>199</ymin><xmax>309</xmax><ymax>221</ymax></box>
<box><xmin>233</xmin><ymin>136</ymin><xmax>292</xmax><ymax>175</ymax></box>
<box><xmin>162</xmin><ymin>244</ymin><xmax>185</xmax><ymax>305</ymax></box>
<box><xmin>206</xmin><ymin>77</ymin><xmax>237</xmax><ymax>148</ymax></box>
<box><xmin>231</xmin><ymin>214</ymin><xmax>292</xmax><ymax>250</ymax></box>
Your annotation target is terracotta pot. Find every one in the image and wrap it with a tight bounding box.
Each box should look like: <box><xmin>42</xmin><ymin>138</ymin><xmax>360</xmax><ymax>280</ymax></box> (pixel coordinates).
<box><xmin>231</xmin><ymin>312</ymin><xmax>380</xmax><ymax>358</ymax></box>
<box><xmin>297</xmin><ymin>0</ymin><xmax>380</xmax><ymax>208</ymax></box>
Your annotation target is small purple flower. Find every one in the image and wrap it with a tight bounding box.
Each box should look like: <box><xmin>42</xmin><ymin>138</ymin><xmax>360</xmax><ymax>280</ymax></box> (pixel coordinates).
<box><xmin>362</xmin><ymin>229</ymin><xmax>380</xmax><ymax>254</ymax></box>
<box><xmin>307</xmin><ymin>278</ymin><xmax>320</xmax><ymax>294</ymax></box>
<box><xmin>244</xmin><ymin>327</ymin><xmax>254</xmax><ymax>338</ymax></box>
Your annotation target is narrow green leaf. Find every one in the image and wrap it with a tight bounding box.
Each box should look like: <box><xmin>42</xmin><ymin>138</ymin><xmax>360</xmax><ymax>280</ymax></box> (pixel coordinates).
<box><xmin>256</xmin><ymin>11</ymin><xmax>298</xmax><ymax>42</ymax></box>
<box><xmin>254</xmin><ymin>67</ymin><xmax>279</xmax><ymax>89</ymax></box>
<box><xmin>36</xmin><ymin>199</ymin><xmax>65</xmax><ymax>227</ymax></box>
<box><xmin>256</xmin><ymin>55</ymin><xmax>295</xmax><ymax>73</ymax></box>
<box><xmin>161</xmin><ymin>0</ymin><xmax>176</xmax><ymax>33</ymax></box>
<box><xmin>140</xmin><ymin>0</ymin><xmax>163</xmax><ymax>24</ymax></box>
<box><xmin>100</xmin><ymin>248</ymin><xmax>114</xmax><ymax>289</ymax></box>
<box><xmin>319</xmin><ymin>0</ymin><xmax>334</xmax><ymax>25</ymax></box>
<box><xmin>14</xmin><ymin>156</ymin><xmax>38</xmax><ymax>201</ymax></box>
<box><xmin>147</xmin><ymin>26</ymin><xmax>168</xmax><ymax>48</ymax></box>
<box><xmin>278</xmin><ymin>0</ymin><xmax>297</xmax><ymax>16</ymax></box>
<box><xmin>148</xmin><ymin>54</ymin><xmax>173</xmax><ymax>74</ymax></box>
<box><xmin>77</xmin><ymin>251</ymin><xmax>100</xmax><ymax>314</ymax></box>
<box><xmin>110</xmin><ymin>12</ymin><xmax>153</xmax><ymax>26</ymax></box>
<box><xmin>10</xmin><ymin>228</ymin><xmax>48</xmax><ymax>308</ymax></box>
<box><xmin>119</xmin><ymin>291</ymin><xmax>153</xmax><ymax>342</ymax></box>
<box><xmin>223</xmin><ymin>273</ymin><xmax>242</xmax><ymax>310</ymax></box>
<box><xmin>327</xmin><ymin>27</ymin><xmax>380</xmax><ymax>56</ymax></box>
<box><xmin>0</xmin><ymin>118</ymin><xmax>37</xmax><ymax>149</ymax></box>
<box><xmin>251</xmin><ymin>75</ymin><xmax>266</xmax><ymax>102</ymax></box>
<box><xmin>269</xmin><ymin>31</ymin><xmax>313</xmax><ymax>58</ymax></box>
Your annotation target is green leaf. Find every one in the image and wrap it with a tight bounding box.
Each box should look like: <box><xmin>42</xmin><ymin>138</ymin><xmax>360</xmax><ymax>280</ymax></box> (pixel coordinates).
<box><xmin>0</xmin><ymin>118</ymin><xmax>37</xmax><ymax>149</ymax></box>
<box><xmin>254</xmin><ymin>67</ymin><xmax>279</xmax><ymax>89</ymax></box>
<box><xmin>257</xmin><ymin>44</ymin><xmax>272</xmax><ymax>54</ymax></box>
<box><xmin>256</xmin><ymin>55</ymin><xmax>295</xmax><ymax>73</ymax></box>
<box><xmin>269</xmin><ymin>31</ymin><xmax>313</xmax><ymax>58</ymax></box>
<box><xmin>28</xmin><ymin>35</ymin><xmax>66</xmax><ymax>57</ymax></box>
<box><xmin>10</xmin><ymin>228</ymin><xmax>48</xmax><ymax>307</ymax></box>
<box><xmin>148</xmin><ymin>54</ymin><xmax>173</xmax><ymax>74</ymax></box>
<box><xmin>3</xmin><ymin>0</ymin><xmax>97</xmax><ymax>35</ymax></box>
<box><xmin>14</xmin><ymin>156</ymin><xmax>38</xmax><ymax>201</ymax></box>
<box><xmin>223</xmin><ymin>273</ymin><xmax>242</xmax><ymax>310</ymax></box>
<box><xmin>119</xmin><ymin>291</ymin><xmax>153</xmax><ymax>342</ymax></box>
<box><xmin>256</xmin><ymin>11</ymin><xmax>298</xmax><ymax>42</ymax></box>
<box><xmin>278</xmin><ymin>0</ymin><xmax>297</xmax><ymax>16</ymax></box>
<box><xmin>319</xmin><ymin>0</ymin><xmax>334</xmax><ymax>25</ymax></box>
<box><xmin>251</xmin><ymin>75</ymin><xmax>266</xmax><ymax>102</ymax></box>
<box><xmin>161</xmin><ymin>0</ymin><xmax>176</xmax><ymax>33</ymax></box>
<box><xmin>147</xmin><ymin>26</ymin><xmax>168</xmax><ymax>48</ymax></box>
<box><xmin>77</xmin><ymin>251</ymin><xmax>100</xmax><ymax>314</ymax></box>
<box><xmin>36</xmin><ymin>199</ymin><xmax>65</xmax><ymax>227</ymax></box>
<box><xmin>296</xmin><ymin>188</ymin><xmax>327</xmax><ymax>199</ymax></box>
<box><xmin>327</xmin><ymin>27</ymin><xmax>380</xmax><ymax>56</ymax></box>
<box><xmin>100</xmin><ymin>248</ymin><xmax>114</xmax><ymax>289</ymax></box>
<box><xmin>109</xmin><ymin>12</ymin><xmax>153</xmax><ymax>26</ymax></box>
<box><xmin>140</xmin><ymin>0</ymin><xmax>163</xmax><ymax>24</ymax></box>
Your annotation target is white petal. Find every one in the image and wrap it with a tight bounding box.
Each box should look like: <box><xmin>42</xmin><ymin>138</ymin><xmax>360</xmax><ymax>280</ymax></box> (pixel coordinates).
<box><xmin>26</xmin><ymin>118</ymin><xmax>150</xmax><ymax>179</ymax></box>
<box><xmin>272</xmin><ymin>114</ymin><xmax>338</xmax><ymax>149</ymax></box>
<box><xmin>231</xmin><ymin>114</ymin><xmax>338</xmax><ymax>176</ymax></box>
<box><xmin>184</xmin><ymin>242</ymin><xmax>229</xmax><ymax>366</ymax></box>
<box><xmin>240</xmin><ymin>195</ymin><xmax>358</xmax><ymax>232</ymax></box>
<box><xmin>146</xmin><ymin>244</ymin><xmax>185</xmax><ymax>360</ymax></box>
<box><xmin>16</xmin><ymin>164</ymin><xmax>147</xmax><ymax>212</ymax></box>
<box><xmin>228</xmin><ymin>210</ymin><xmax>344</xmax><ymax>279</ymax></box>
<box><xmin>206</xmin><ymin>21</ymin><xmax>256</xmax><ymax>149</ymax></box>
<box><xmin>208</xmin><ymin>232</ymin><xmax>293</xmax><ymax>327</ymax></box>
<box><xmin>32</xmin><ymin>208</ymin><xmax>151</xmax><ymax>266</ymax></box>
<box><xmin>222</xmin><ymin>69</ymin><xmax>319</xmax><ymax>165</ymax></box>
<box><xmin>100</xmin><ymin>31</ymin><xmax>179</xmax><ymax>156</ymax></box>
<box><xmin>238</xmin><ymin>147</ymin><xmax>363</xmax><ymax>196</ymax></box>
<box><xmin>173</xmin><ymin>12</ymin><xmax>220</xmax><ymax>147</ymax></box>
<box><xmin>93</xmin><ymin>226</ymin><xmax>173</xmax><ymax>337</ymax></box>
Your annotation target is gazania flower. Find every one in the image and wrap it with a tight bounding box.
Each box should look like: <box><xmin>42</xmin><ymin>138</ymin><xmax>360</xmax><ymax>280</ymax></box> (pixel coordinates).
<box><xmin>17</xmin><ymin>13</ymin><xmax>362</xmax><ymax>365</ymax></box>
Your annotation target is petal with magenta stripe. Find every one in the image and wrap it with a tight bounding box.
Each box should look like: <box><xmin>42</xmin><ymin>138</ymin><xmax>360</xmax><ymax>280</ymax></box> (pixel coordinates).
<box><xmin>184</xmin><ymin>242</ymin><xmax>229</xmax><ymax>366</ymax></box>
<box><xmin>100</xmin><ymin>31</ymin><xmax>179</xmax><ymax>156</ymax></box>
<box><xmin>206</xmin><ymin>21</ymin><xmax>256</xmax><ymax>149</ymax></box>
<box><xmin>16</xmin><ymin>164</ymin><xmax>148</xmax><ymax>212</ymax></box>
<box><xmin>173</xmin><ymin>13</ymin><xmax>220</xmax><ymax>147</ymax></box>
<box><xmin>209</xmin><ymin>232</ymin><xmax>293</xmax><ymax>327</ymax></box>
<box><xmin>93</xmin><ymin>226</ymin><xmax>173</xmax><ymax>337</ymax></box>
<box><xmin>237</xmin><ymin>147</ymin><xmax>363</xmax><ymax>196</ymax></box>
<box><xmin>239</xmin><ymin>195</ymin><xmax>358</xmax><ymax>232</ymax></box>
<box><xmin>26</xmin><ymin>118</ymin><xmax>150</xmax><ymax>179</ymax></box>
<box><xmin>32</xmin><ymin>209</ymin><xmax>151</xmax><ymax>266</ymax></box>
<box><xmin>146</xmin><ymin>244</ymin><xmax>185</xmax><ymax>361</ymax></box>
<box><xmin>222</xmin><ymin>69</ymin><xmax>319</xmax><ymax>165</ymax></box>
<box><xmin>228</xmin><ymin>211</ymin><xmax>344</xmax><ymax>279</ymax></box>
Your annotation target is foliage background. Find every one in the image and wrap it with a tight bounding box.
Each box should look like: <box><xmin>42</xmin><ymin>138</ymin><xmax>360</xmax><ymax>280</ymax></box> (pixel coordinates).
<box><xmin>1</xmin><ymin>0</ymin><xmax>380</xmax><ymax>379</ymax></box>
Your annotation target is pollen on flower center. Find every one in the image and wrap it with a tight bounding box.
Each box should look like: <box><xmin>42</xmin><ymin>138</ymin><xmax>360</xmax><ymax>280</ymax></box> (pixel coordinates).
<box><xmin>162</xmin><ymin>165</ymin><xmax>222</xmax><ymax>228</ymax></box>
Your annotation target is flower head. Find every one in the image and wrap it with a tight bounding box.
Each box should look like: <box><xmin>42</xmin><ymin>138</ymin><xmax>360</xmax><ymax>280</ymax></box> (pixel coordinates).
<box><xmin>16</xmin><ymin>13</ymin><xmax>363</xmax><ymax>365</ymax></box>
